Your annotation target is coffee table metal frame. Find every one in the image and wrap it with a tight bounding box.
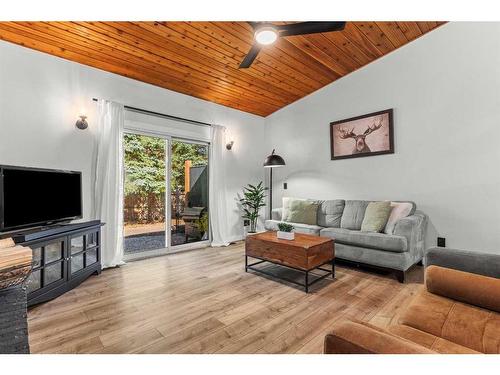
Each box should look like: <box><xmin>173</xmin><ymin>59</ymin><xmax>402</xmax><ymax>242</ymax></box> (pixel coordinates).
<box><xmin>245</xmin><ymin>255</ymin><xmax>335</xmax><ymax>293</ymax></box>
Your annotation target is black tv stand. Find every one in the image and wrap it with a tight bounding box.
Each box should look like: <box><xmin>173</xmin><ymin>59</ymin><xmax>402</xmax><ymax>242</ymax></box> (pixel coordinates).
<box><xmin>10</xmin><ymin>220</ymin><xmax>102</xmax><ymax>244</ymax></box>
<box><xmin>11</xmin><ymin>220</ymin><xmax>104</xmax><ymax>306</ymax></box>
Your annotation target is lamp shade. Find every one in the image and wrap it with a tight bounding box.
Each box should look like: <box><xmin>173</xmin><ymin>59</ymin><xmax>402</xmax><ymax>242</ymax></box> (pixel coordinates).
<box><xmin>263</xmin><ymin>149</ymin><xmax>285</xmax><ymax>168</ymax></box>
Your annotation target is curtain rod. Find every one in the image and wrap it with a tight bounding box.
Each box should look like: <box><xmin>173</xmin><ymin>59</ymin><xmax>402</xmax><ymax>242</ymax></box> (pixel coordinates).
<box><xmin>92</xmin><ymin>98</ymin><xmax>212</xmax><ymax>128</ymax></box>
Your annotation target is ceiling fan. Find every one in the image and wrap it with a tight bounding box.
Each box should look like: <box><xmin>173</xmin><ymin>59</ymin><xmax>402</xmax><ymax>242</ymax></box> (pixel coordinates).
<box><xmin>239</xmin><ymin>21</ymin><xmax>346</xmax><ymax>69</ymax></box>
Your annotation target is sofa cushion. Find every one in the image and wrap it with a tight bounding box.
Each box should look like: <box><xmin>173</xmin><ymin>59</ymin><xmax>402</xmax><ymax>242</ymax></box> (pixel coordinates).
<box><xmin>286</xmin><ymin>199</ymin><xmax>319</xmax><ymax>225</ymax></box>
<box><xmin>325</xmin><ymin>320</ymin><xmax>435</xmax><ymax>354</ymax></box>
<box><xmin>320</xmin><ymin>227</ymin><xmax>407</xmax><ymax>253</ymax></box>
<box><xmin>361</xmin><ymin>201</ymin><xmax>392</xmax><ymax>233</ymax></box>
<box><xmin>426</xmin><ymin>265</ymin><xmax>500</xmax><ymax>313</ymax></box>
<box><xmin>264</xmin><ymin>220</ymin><xmax>322</xmax><ymax>236</ymax></box>
<box><xmin>387</xmin><ymin>325</ymin><xmax>479</xmax><ymax>354</ymax></box>
<box><xmin>317</xmin><ymin>200</ymin><xmax>345</xmax><ymax>228</ymax></box>
<box><xmin>398</xmin><ymin>290</ymin><xmax>500</xmax><ymax>353</ymax></box>
<box><xmin>340</xmin><ymin>200</ymin><xmax>369</xmax><ymax>230</ymax></box>
<box><xmin>334</xmin><ymin>243</ymin><xmax>414</xmax><ymax>271</ymax></box>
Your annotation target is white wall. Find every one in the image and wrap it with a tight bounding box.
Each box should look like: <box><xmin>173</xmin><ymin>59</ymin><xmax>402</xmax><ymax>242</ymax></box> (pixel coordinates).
<box><xmin>0</xmin><ymin>40</ymin><xmax>267</xmax><ymax>242</ymax></box>
<box><xmin>265</xmin><ymin>22</ymin><xmax>500</xmax><ymax>253</ymax></box>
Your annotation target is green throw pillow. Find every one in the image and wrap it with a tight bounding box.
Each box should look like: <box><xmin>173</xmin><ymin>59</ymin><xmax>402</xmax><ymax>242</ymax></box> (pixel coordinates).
<box><xmin>286</xmin><ymin>200</ymin><xmax>319</xmax><ymax>225</ymax></box>
<box><xmin>361</xmin><ymin>201</ymin><xmax>393</xmax><ymax>233</ymax></box>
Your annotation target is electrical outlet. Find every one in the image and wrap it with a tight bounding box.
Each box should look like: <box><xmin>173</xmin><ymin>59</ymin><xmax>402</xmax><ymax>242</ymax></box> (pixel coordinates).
<box><xmin>283</xmin><ymin>182</ymin><xmax>287</xmax><ymax>190</ymax></box>
<box><xmin>437</xmin><ymin>237</ymin><xmax>446</xmax><ymax>247</ymax></box>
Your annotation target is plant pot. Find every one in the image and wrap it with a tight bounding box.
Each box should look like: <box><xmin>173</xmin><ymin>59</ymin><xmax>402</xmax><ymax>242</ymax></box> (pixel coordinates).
<box><xmin>277</xmin><ymin>231</ymin><xmax>295</xmax><ymax>240</ymax></box>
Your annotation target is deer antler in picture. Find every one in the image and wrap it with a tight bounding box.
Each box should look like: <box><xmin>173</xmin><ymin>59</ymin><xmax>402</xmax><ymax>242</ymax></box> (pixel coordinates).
<box><xmin>338</xmin><ymin>127</ymin><xmax>356</xmax><ymax>139</ymax></box>
<box><xmin>363</xmin><ymin>117</ymin><xmax>383</xmax><ymax>136</ymax></box>
<box><xmin>337</xmin><ymin>116</ymin><xmax>384</xmax><ymax>154</ymax></box>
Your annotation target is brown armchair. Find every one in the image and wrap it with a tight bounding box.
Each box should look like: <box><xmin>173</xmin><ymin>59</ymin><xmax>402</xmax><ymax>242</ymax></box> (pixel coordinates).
<box><xmin>324</xmin><ymin>247</ymin><xmax>500</xmax><ymax>354</ymax></box>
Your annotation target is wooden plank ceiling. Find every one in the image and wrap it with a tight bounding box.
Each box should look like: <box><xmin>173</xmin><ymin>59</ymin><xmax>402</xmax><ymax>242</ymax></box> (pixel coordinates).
<box><xmin>0</xmin><ymin>22</ymin><xmax>445</xmax><ymax>117</ymax></box>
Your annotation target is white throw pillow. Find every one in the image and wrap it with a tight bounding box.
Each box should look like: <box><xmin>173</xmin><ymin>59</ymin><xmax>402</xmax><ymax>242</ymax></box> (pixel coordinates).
<box><xmin>384</xmin><ymin>202</ymin><xmax>413</xmax><ymax>235</ymax></box>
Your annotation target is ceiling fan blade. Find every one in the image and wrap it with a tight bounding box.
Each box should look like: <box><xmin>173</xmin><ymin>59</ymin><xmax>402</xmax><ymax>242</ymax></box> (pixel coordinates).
<box><xmin>247</xmin><ymin>21</ymin><xmax>260</xmax><ymax>29</ymax></box>
<box><xmin>239</xmin><ymin>44</ymin><xmax>262</xmax><ymax>68</ymax></box>
<box><xmin>277</xmin><ymin>21</ymin><xmax>346</xmax><ymax>37</ymax></box>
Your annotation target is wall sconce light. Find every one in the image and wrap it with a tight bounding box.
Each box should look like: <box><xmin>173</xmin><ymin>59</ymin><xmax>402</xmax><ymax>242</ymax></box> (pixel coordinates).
<box><xmin>75</xmin><ymin>115</ymin><xmax>88</xmax><ymax>130</ymax></box>
<box><xmin>226</xmin><ymin>140</ymin><xmax>234</xmax><ymax>150</ymax></box>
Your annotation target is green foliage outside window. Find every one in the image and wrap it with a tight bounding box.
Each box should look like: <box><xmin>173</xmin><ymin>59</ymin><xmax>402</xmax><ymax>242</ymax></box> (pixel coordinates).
<box><xmin>170</xmin><ymin>140</ymin><xmax>207</xmax><ymax>192</ymax></box>
<box><xmin>124</xmin><ymin>134</ymin><xmax>166</xmax><ymax>196</ymax></box>
<box><xmin>124</xmin><ymin>134</ymin><xmax>208</xmax><ymax>196</ymax></box>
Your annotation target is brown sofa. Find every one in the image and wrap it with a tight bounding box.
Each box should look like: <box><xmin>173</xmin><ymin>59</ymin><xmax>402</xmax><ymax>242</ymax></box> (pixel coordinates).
<box><xmin>324</xmin><ymin>247</ymin><xmax>500</xmax><ymax>354</ymax></box>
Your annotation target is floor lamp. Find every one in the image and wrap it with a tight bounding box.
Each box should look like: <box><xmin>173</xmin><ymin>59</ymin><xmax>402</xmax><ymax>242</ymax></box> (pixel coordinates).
<box><xmin>263</xmin><ymin>149</ymin><xmax>286</xmax><ymax>219</ymax></box>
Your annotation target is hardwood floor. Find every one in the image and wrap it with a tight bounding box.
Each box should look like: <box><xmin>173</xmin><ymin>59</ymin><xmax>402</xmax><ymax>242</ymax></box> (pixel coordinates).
<box><xmin>27</xmin><ymin>242</ymin><xmax>423</xmax><ymax>354</ymax></box>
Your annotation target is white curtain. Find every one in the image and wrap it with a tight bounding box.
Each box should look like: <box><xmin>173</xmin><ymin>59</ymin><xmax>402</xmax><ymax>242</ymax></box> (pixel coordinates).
<box><xmin>93</xmin><ymin>100</ymin><xmax>125</xmax><ymax>268</ymax></box>
<box><xmin>209</xmin><ymin>125</ymin><xmax>231</xmax><ymax>247</ymax></box>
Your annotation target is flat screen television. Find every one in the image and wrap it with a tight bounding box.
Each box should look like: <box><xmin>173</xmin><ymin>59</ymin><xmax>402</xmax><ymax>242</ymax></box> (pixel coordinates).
<box><xmin>0</xmin><ymin>165</ymin><xmax>82</xmax><ymax>232</ymax></box>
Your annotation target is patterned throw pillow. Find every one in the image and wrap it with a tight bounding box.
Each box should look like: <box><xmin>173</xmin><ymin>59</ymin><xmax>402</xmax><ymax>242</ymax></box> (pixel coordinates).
<box><xmin>281</xmin><ymin>197</ymin><xmax>296</xmax><ymax>222</ymax></box>
<box><xmin>360</xmin><ymin>201</ymin><xmax>393</xmax><ymax>233</ymax></box>
<box><xmin>286</xmin><ymin>200</ymin><xmax>320</xmax><ymax>225</ymax></box>
<box><xmin>282</xmin><ymin>197</ymin><xmax>310</xmax><ymax>222</ymax></box>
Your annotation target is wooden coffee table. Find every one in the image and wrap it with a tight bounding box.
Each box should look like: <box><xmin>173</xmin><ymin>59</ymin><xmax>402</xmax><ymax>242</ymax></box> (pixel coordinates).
<box><xmin>245</xmin><ymin>231</ymin><xmax>335</xmax><ymax>293</ymax></box>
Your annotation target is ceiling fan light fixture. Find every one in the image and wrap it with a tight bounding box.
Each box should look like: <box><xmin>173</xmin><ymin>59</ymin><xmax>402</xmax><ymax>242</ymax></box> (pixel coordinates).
<box><xmin>254</xmin><ymin>26</ymin><xmax>278</xmax><ymax>45</ymax></box>
<box><xmin>240</xmin><ymin>21</ymin><xmax>346</xmax><ymax>69</ymax></box>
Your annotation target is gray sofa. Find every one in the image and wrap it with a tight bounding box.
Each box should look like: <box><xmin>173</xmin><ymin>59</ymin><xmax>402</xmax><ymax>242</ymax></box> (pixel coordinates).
<box><xmin>264</xmin><ymin>199</ymin><xmax>428</xmax><ymax>282</ymax></box>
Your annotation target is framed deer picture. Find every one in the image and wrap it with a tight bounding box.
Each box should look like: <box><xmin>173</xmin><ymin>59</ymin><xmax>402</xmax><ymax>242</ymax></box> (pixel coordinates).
<box><xmin>330</xmin><ymin>109</ymin><xmax>394</xmax><ymax>160</ymax></box>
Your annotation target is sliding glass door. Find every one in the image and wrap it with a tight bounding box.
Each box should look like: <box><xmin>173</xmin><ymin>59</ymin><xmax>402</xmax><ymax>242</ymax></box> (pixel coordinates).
<box><xmin>170</xmin><ymin>139</ymin><xmax>209</xmax><ymax>247</ymax></box>
<box><xmin>123</xmin><ymin>133</ymin><xmax>168</xmax><ymax>258</ymax></box>
<box><xmin>123</xmin><ymin>132</ymin><xmax>209</xmax><ymax>260</ymax></box>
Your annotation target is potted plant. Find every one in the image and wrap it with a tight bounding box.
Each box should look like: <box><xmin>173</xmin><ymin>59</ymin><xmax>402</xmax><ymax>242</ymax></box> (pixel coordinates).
<box><xmin>240</xmin><ymin>181</ymin><xmax>266</xmax><ymax>233</ymax></box>
<box><xmin>277</xmin><ymin>222</ymin><xmax>295</xmax><ymax>240</ymax></box>
<box><xmin>195</xmin><ymin>212</ymin><xmax>209</xmax><ymax>240</ymax></box>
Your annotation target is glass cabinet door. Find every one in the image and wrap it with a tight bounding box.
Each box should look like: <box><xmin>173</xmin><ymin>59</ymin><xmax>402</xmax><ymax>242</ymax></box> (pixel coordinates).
<box><xmin>25</xmin><ymin>239</ymin><xmax>66</xmax><ymax>294</ymax></box>
<box><xmin>85</xmin><ymin>231</ymin><xmax>99</xmax><ymax>266</ymax></box>
<box><xmin>70</xmin><ymin>236</ymin><xmax>84</xmax><ymax>255</ymax></box>
<box><xmin>69</xmin><ymin>230</ymin><xmax>100</xmax><ymax>277</ymax></box>
<box><xmin>43</xmin><ymin>241</ymin><xmax>64</xmax><ymax>285</ymax></box>
<box><xmin>70</xmin><ymin>235</ymin><xmax>85</xmax><ymax>275</ymax></box>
